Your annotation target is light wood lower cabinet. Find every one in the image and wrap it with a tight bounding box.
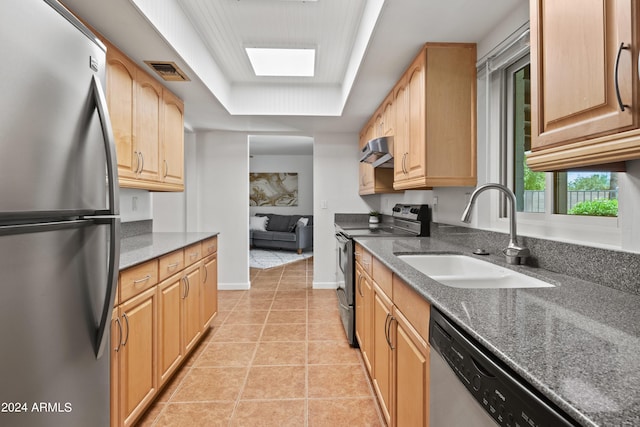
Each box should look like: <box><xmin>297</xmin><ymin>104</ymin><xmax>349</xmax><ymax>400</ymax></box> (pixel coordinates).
<box><xmin>201</xmin><ymin>254</ymin><xmax>218</xmax><ymax>330</ymax></box>
<box><xmin>355</xmin><ymin>263</ymin><xmax>373</xmax><ymax>373</ymax></box>
<box><xmin>394</xmin><ymin>308</ymin><xmax>429</xmax><ymax>426</ymax></box>
<box><xmin>115</xmin><ymin>286</ymin><xmax>158</xmax><ymax>427</ymax></box>
<box><xmin>357</xmin><ymin>250</ymin><xmax>431</xmax><ymax>426</ymax></box>
<box><xmin>372</xmin><ymin>283</ymin><xmax>393</xmax><ymax>425</ymax></box>
<box><xmin>111</xmin><ymin>237</ymin><xmax>218</xmax><ymax>427</ymax></box>
<box><xmin>157</xmin><ymin>275</ymin><xmax>184</xmax><ymax>386</ymax></box>
<box><xmin>182</xmin><ymin>264</ymin><xmax>202</xmax><ymax>354</ymax></box>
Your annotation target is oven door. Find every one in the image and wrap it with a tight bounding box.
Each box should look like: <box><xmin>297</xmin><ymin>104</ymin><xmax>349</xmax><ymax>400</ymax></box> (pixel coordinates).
<box><xmin>335</xmin><ymin>231</ymin><xmax>356</xmax><ymax>346</ymax></box>
<box><xmin>335</xmin><ymin>231</ymin><xmax>353</xmax><ymax>304</ymax></box>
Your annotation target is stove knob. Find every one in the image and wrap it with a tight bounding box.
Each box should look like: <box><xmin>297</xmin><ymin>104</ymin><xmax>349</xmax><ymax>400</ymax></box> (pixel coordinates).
<box><xmin>410</xmin><ymin>208</ymin><xmax>419</xmax><ymax>214</ymax></box>
<box><xmin>392</xmin><ymin>207</ymin><xmax>401</xmax><ymax>212</ymax></box>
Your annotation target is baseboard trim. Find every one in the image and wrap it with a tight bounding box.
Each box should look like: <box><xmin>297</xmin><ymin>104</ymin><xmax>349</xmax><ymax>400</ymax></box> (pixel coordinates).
<box><xmin>218</xmin><ymin>282</ymin><xmax>251</xmax><ymax>291</ymax></box>
<box><xmin>312</xmin><ymin>281</ymin><xmax>338</xmax><ymax>290</ymax></box>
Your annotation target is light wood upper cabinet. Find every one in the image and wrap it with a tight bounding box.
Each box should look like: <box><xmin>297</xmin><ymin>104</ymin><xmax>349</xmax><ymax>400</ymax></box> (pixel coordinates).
<box><xmin>135</xmin><ymin>70</ymin><xmax>162</xmax><ymax>182</ymax></box>
<box><xmin>105</xmin><ymin>44</ymin><xmax>137</xmax><ymax>180</ymax></box>
<box><xmin>358</xmin><ymin>118</ymin><xmax>397</xmax><ymax>196</ymax></box>
<box><xmin>105</xmin><ymin>43</ymin><xmax>185</xmax><ymax>191</ymax></box>
<box><xmin>528</xmin><ymin>0</ymin><xmax>640</xmax><ymax>170</ymax></box>
<box><xmin>161</xmin><ymin>89</ymin><xmax>185</xmax><ymax>187</ymax></box>
<box><xmin>394</xmin><ymin>43</ymin><xmax>477</xmax><ymax>189</ymax></box>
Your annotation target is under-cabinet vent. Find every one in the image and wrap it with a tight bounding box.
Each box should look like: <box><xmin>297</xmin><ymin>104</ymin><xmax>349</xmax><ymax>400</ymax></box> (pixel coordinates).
<box><xmin>144</xmin><ymin>61</ymin><xmax>190</xmax><ymax>82</ymax></box>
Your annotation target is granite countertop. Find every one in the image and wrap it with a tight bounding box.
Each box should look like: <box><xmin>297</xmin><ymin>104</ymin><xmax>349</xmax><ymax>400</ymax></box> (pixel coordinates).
<box><xmin>353</xmin><ymin>236</ymin><xmax>640</xmax><ymax>427</ymax></box>
<box><xmin>119</xmin><ymin>232</ymin><xmax>219</xmax><ymax>270</ymax></box>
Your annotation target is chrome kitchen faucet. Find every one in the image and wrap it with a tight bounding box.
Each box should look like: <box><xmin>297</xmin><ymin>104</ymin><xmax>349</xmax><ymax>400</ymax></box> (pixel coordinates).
<box><xmin>461</xmin><ymin>183</ymin><xmax>530</xmax><ymax>265</ymax></box>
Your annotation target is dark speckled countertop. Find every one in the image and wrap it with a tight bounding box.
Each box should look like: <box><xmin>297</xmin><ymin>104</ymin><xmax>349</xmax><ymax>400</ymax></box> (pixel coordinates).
<box><xmin>119</xmin><ymin>232</ymin><xmax>219</xmax><ymax>270</ymax></box>
<box><xmin>353</xmin><ymin>236</ymin><xmax>640</xmax><ymax>427</ymax></box>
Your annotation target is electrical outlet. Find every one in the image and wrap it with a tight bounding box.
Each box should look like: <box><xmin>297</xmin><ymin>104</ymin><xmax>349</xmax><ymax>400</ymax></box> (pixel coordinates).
<box><xmin>132</xmin><ymin>196</ymin><xmax>138</xmax><ymax>211</ymax></box>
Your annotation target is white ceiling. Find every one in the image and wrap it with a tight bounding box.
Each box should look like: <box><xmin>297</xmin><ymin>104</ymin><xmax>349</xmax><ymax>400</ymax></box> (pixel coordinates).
<box><xmin>62</xmin><ymin>0</ymin><xmax>525</xmax><ymax>149</ymax></box>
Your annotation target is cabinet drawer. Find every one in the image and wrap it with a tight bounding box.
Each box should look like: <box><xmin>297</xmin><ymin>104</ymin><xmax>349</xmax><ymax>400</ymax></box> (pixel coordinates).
<box><xmin>119</xmin><ymin>259</ymin><xmax>159</xmax><ymax>303</ymax></box>
<box><xmin>202</xmin><ymin>236</ymin><xmax>218</xmax><ymax>257</ymax></box>
<box><xmin>372</xmin><ymin>256</ymin><xmax>392</xmax><ymax>297</ymax></box>
<box><xmin>184</xmin><ymin>242</ymin><xmax>202</xmax><ymax>267</ymax></box>
<box><xmin>355</xmin><ymin>243</ymin><xmax>372</xmax><ymax>275</ymax></box>
<box><xmin>159</xmin><ymin>249</ymin><xmax>184</xmax><ymax>282</ymax></box>
<box><xmin>392</xmin><ymin>275</ymin><xmax>430</xmax><ymax>343</ymax></box>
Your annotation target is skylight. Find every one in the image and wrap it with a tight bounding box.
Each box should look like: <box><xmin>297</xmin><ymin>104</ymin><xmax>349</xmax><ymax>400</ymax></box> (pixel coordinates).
<box><xmin>245</xmin><ymin>48</ymin><xmax>316</xmax><ymax>77</ymax></box>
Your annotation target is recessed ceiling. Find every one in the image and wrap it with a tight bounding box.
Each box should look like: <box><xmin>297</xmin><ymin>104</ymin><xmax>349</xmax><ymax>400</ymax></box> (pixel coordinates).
<box><xmin>60</xmin><ymin>0</ymin><xmax>526</xmax><ymax>134</ymax></box>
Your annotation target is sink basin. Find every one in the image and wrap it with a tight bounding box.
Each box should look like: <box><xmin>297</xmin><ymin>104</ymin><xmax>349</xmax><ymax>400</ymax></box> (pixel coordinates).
<box><xmin>397</xmin><ymin>254</ymin><xmax>555</xmax><ymax>289</ymax></box>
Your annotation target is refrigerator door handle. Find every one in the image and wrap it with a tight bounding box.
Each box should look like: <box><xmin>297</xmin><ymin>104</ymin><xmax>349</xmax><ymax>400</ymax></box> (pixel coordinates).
<box><xmin>94</xmin><ymin>217</ymin><xmax>121</xmax><ymax>359</ymax></box>
<box><xmin>90</xmin><ymin>74</ymin><xmax>120</xmax><ymax>216</ymax></box>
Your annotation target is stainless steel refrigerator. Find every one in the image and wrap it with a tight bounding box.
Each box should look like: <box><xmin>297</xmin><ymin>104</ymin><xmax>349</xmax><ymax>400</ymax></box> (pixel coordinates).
<box><xmin>0</xmin><ymin>1</ymin><xmax>120</xmax><ymax>426</ymax></box>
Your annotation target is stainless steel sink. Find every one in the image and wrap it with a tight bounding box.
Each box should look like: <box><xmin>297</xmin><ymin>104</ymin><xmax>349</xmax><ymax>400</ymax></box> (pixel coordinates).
<box><xmin>397</xmin><ymin>254</ymin><xmax>555</xmax><ymax>289</ymax></box>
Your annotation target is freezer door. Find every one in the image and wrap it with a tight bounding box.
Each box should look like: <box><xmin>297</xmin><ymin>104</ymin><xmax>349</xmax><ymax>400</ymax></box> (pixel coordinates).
<box><xmin>0</xmin><ymin>0</ymin><xmax>119</xmax><ymax>220</ymax></box>
<box><xmin>0</xmin><ymin>218</ymin><xmax>119</xmax><ymax>427</ymax></box>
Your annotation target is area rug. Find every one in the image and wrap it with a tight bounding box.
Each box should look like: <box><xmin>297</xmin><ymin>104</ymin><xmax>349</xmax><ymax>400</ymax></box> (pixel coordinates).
<box><xmin>249</xmin><ymin>248</ymin><xmax>313</xmax><ymax>269</ymax></box>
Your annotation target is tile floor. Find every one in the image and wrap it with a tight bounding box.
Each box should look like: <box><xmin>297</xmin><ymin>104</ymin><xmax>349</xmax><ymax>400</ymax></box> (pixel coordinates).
<box><xmin>136</xmin><ymin>257</ymin><xmax>385</xmax><ymax>426</ymax></box>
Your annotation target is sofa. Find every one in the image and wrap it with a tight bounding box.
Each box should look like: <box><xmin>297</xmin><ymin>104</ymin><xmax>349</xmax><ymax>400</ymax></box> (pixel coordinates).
<box><xmin>249</xmin><ymin>213</ymin><xmax>313</xmax><ymax>254</ymax></box>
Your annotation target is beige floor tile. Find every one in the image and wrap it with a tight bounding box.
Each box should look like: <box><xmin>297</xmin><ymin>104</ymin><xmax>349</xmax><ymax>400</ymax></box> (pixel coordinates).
<box><xmin>135</xmin><ymin>401</ymin><xmax>166</xmax><ymax>426</ymax></box>
<box><xmin>234</xmin><ymin>298</ymin><xmax>274</xmax><ymax>310</ymax></box>
<box><xmin>307</xmin><ymin>340</ymin><xmax>362</xmax><ymax>365</ymax></box>
<box><xmin>195</xmin><ymin>342</ymin><xmax>257</xmax><ymax>367</ymax></box>
<box><xmin>308</xmin><ymin>398</ymin><xmax>383</xmax><ymax>427</ymax></box>
<box><xmin>231</xmin><ymin>399</ymin><xmax>305</xmax><ymax>427</ymax></box>
<box><xmin>308</xmin><ymin>297</ymin><xmax>340</xmax><ymax>310</ymax></box>
<box><xmin>274</xmin><ymin>290</ymin><xmax>307</xmax><ymax>299</ymax></box>
<box><xmin>154</xmin><ymin>401</ymin><xmax>235</xmax><ymax>427</ymax></box>
<box><xmin>270</xmin><ymin>298</ymin><xmax>306</xmax><ymax>310</ymax></box>
<box><xmin>225</xmin><ymin>309</ymin><xmax>270</xmax><ymax>325</ymax></box>
<box><xmin>308</xmin><ymin>308</ymin><xmax>342</xmax><ymax>324</ymax></box>
<box><xmin>261</xmin><ymin>323</ymin><xmax>307</xmax><ymax>342</ymax></box>
<box><xmin>156</xmin><ymin>365</ymin><xmax>191</xmax><ymax>402</ymax></box>
<box><xmin>308</xmin><ymin>321</ymin><xmax>349</xmax><ymax>341</ymax></box>
<box><xmin>267</xmin><ymin>310</ymin><xmax>307</xmax><ymax>324</ymax></box>
<box><xmin>210</xmin><ymin>323</ymin><xmax>264</xmax><ymax>342</ymax></box>
<box><xmin>308</xmin><ymin>365</ymin><xmax>372</xmax><ymax>398</ymax></box>
<box><xmin>242</xmin><ymin>365</ymin><xmax>306</xmax><ymax>399</ymax></box>
<box><xmin>171</xmin><ymin>367</ymin><xmax>247</xmax><ymax>402</ymax></box>
<box><xmin>135</xmin><ymin>255</ymin><xmax>384</xmax><ymax>426</ymax></box>
<box><xmin>253</xmin><ymin>341</ymin><xmax>306</xmax><ymax>366</ymax></box>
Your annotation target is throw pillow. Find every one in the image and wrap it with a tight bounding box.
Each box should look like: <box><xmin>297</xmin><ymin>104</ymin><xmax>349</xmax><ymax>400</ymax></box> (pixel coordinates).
<box><xmin>249</xmin><ymin>216</ymin><xmax>268</xmax><ymax>231</ymax></box>
<box><xmin>298</xmin><ymin>217</ymin><xmax>309</xmax><ymax>227</ymax></box>
<box><xmin>265</xmin><ymin>214</ymin><xmax>291</xmax><ymax>232</ymax></box>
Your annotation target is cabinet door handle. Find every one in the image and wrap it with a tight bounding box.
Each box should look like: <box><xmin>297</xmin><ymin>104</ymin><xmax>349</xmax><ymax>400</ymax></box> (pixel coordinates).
<box><xmin>114</xmin><ymin>317</ymin><xmax>123</xmax><ymax>352</ymax></box>
<box><xmin>203</xmin><ymin>265</ymin><xmax>208</xmax><ymax>283</ymax></box>
<box><xmin>186</xmin><ymin>277</ymin><xmax>190</xmax><ymax>298</ymax></box>
<box><xmin>139</xmin><ymin>152</ymin><xmax>145</xmax><ymax>174</ymax></box>
<box><xmin>357</xmin><ymin>275</ymin><xmax>364</xmax><ymax>297</ymax></box>
<box><xmin>133</xmin><ymin>274</ymin><xmax>151</xmax><ymax>285</ymax></box>
<box><xmin>182</xmin><ymin>277</ymin><xmax>188</xmax><ymax>299</ymax></box>
<box><xmin>190</xmin><ymin>252</ymin><xmax>199</xmax><ymax>259</ymax></box>
<box><xmin>134</xmin><ymin>151</ymin><xmax>140</xmax><ymax>173</ymax></box>
<box><xmin>615</xmin><ymin>42</ymin><xmax>631</xmax><ymax>112</ymax></box>
<box><xmin>122</xmin><ymin>313</ymin><xmax>130</xmax><ymax>347</ymax></box>
<box><xmin>384</xmin><ymin>313</ymin><xmax>393</xmax><ymax>349</ymax></box>
<box><xmin>402</xmin><ymin>152</ymin><xmax>408</xmax><ymax>174</ymax></box>
<box><xmin>164</xmin><ymin>159</ymin><xmax>169</xmax><ymax>178</ymax></box>
<box><xmin>167</xmin><ymin>262</ymin><xmax>180</xmax><ymax>271</ymax></box>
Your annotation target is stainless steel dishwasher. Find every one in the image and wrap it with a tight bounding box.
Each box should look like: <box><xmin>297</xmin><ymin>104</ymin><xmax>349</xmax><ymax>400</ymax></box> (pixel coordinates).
<box><xmin>429</xmin><ymin>307</ymin><xmax>577</xmax><ymax>427</ymax></box>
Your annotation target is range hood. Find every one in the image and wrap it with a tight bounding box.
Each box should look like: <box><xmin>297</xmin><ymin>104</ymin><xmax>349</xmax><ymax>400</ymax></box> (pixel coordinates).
<box><xmin>359</xmin><ymin>136</ymin><xmax>394</xmax><ymax>168</ymax></box>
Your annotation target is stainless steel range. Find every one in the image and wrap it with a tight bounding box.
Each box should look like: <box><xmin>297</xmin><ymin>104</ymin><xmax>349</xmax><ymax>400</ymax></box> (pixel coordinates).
<box><xmin>335</xmin><ymin>204</ymin><xmax>431</xmax><ymax>346</ymax></box>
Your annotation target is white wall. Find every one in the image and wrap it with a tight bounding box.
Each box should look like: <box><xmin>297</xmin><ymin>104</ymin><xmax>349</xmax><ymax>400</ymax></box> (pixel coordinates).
<box><xmin>249</xmin><ymin>155</ymin><xmax>313</xmax><ymax>216</ymax></box>
<box><xmin>313</xmin><ymin>132</ymin><xmax>371</xmax><ymax>287</ymax></box>
<box><xmin>119</xmin><ymin>188</ymin><xmax>152</xmax><ymax>222</ymax></box>
<box><xmin>196</xmin><ymin>131</ymin><xmax>250</xmax><ymax>289</ymax></box>
<box><xmin>152</xmin><ymin>132</ymin><xmax>198</xmax><ymax>232</ymax></box>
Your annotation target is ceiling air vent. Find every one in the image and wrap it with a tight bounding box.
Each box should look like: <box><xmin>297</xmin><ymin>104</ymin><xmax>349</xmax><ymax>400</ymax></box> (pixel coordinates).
<box><xmin>144</xmin><ymin>61</ymin><xmax>190</xmax><ymax>82</ymax></box>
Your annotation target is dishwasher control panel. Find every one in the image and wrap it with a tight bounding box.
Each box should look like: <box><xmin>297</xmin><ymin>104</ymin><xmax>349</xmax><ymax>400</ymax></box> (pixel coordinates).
<box><xmin>429</xmin><ymin>308</ymin><xmax>576</xmax><ymax>427</ymax></box>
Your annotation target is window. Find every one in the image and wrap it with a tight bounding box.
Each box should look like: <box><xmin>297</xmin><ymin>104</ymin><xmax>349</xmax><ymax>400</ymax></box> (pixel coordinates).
<box><xmin>506</xmin><ymin>58</ymin><xmax>619</xmax><ymax>217</ymax></box>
